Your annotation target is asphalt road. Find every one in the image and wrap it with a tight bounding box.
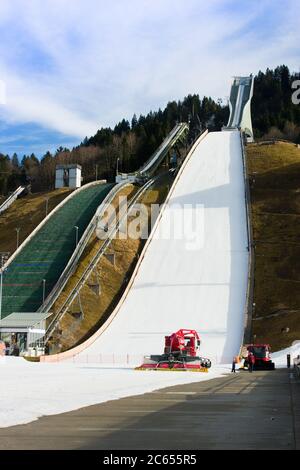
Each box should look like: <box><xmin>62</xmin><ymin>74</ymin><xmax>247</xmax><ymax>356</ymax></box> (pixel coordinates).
<box><xmin>0</xmin><ymin>368</ymin><xmax>299</xmax><ymax>450</ymax></box>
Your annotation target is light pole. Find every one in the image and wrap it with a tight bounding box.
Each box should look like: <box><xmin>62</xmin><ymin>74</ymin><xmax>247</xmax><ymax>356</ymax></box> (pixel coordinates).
<box><xmin>42</xmin><ymin>279</ymin><xmax>46</xmax><ymax>304</ymax></box>
<box><xmin>95</xmin><ymin>164</ymin><xmax>98</xmax><ymax>181</ymax></box>
<box><xmin>116</xmin><ymin>158</ymin><xmax>120</xmax><ymax>176</ymax></box>
<box><xmin>74</xmin><ymin>226</ymin><xmax>79</xmax><ymax>247</ymax></box>
<box><xmin>45</xmin><ymin>197</ymin><xmax>49</xmax><ymax>217</ymax></box>
<box><xmin>15</xmin><ymin>227</ymin><xmax>20</xmax><ymax>250</ymax></box>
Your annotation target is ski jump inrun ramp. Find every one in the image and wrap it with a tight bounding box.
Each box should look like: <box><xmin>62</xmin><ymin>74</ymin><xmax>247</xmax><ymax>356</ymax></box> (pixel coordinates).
<box><xmin>45</xmin><ymin>130</ymin><xmax>249</xmax><ymax>365</ymax></box>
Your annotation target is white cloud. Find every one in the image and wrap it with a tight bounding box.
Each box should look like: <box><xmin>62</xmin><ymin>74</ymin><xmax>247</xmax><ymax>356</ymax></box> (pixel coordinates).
<box><xmin>0</xmin><ymin>0</ymin><xmax>299</xmax><ymax>140</ymax></box>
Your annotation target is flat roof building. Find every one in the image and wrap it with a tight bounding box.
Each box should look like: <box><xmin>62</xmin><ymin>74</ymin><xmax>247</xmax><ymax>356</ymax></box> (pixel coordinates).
<box><xmin>55</xmin><ymin>164</ymin><xmax>82</xmax><ymax>189</ymax></box>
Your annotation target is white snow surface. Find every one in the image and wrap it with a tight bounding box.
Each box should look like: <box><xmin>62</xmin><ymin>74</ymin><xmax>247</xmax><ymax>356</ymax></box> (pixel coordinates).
<box><xmin>1</xmin><ymin>341</ymin><xmax>298</xmax><ymax>428</ymax></box>
<box><xmin>78</xmin><ymin>130</ymin><xmax>249</xmax><ymax>364</ymax></box>
<box><xmin>0</xmin><ymin>357</ymin><xmax>230</xmax><ymax>428</ymax></box>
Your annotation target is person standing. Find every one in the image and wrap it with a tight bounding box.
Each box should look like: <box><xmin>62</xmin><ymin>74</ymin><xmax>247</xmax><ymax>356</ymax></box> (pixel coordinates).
<box><xmin>0</xmin><ymin>340</ymin><xmax>5</xmax><ymax>356</ymax></box>
<box><xmin>248</xmin><ymin>352</ymin><xmax>255</xmax><ymax>372</ymax></box>
<box><xmin>231</xmin><ymin>356</ymin><xmax>236</xmax><ymax>373</ymax></box>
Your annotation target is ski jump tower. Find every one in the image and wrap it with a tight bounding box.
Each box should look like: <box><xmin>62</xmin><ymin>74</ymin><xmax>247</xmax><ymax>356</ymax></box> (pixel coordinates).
<box><xmin>225</xmin><ymin>75</ymin><xmax>254</xmax><ymax>142</ymax></box>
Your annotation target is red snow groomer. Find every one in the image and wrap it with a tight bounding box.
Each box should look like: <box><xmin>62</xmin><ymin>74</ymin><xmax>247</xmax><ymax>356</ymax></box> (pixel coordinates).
<box><xmin>243</xmin><ymin>344</ymin><xmax>275</xmax><ymax>370</ymax></box>
<box><xmin>136</xmin><ymin>329</ymin><xmax>211</xmax><ymax>372</ymax></box>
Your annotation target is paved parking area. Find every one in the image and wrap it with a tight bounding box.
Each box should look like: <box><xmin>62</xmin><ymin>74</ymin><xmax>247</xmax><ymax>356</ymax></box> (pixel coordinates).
<box><xmin>0</xmin><ymin>368</ymin><xmax>299</xmax><ymax>450</ymax></box>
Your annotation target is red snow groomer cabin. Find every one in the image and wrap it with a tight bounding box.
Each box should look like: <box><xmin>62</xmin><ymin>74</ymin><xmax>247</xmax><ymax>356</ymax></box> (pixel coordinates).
<box><xmin>244</xmin><ymin>344</ymin><xmax>275</xmax><ymax>370</ymax></box>
<box><xmin>136</xmin><ymin>329</ymin><xmax>211</xmax><ymax>372</ymax></box>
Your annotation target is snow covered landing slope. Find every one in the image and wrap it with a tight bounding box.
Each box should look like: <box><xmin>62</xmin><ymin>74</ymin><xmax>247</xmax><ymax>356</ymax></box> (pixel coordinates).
<box><xmin>75</xmin><ymin>130</ymin><xmax>249</xmax><ymax>364</ymax></box>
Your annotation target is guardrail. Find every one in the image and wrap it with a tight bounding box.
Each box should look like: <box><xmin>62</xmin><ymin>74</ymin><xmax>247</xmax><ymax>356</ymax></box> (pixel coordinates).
<box><xmin>0</xmin><ymin>186</ymin><xmax>25</xmax><ymax>215</ymax></box>
<box><xmin>43</xmin><ymin>176</ymin><xmax>158</xmax><ymax>343</ymax></box>
<box><xmin>38</xmin><ymin>181</ymin><xmax>130</xmax><ymax>314</ymax></box>
<box><xmin>50</xmin><ymin>352</ymin><xmax>226</xmax><ymax>366</ymax></box>
<box><xmin>240</xmin><ymin>131</ymin><xmax>255</xmax><ymax>344</ymax></box>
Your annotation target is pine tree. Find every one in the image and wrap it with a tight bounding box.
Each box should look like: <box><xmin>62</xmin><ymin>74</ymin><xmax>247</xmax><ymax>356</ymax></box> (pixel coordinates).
<box><xmin>11</xmin><ymin>153</ymin><xmax>19</xmax><ymax>169</ymax></box>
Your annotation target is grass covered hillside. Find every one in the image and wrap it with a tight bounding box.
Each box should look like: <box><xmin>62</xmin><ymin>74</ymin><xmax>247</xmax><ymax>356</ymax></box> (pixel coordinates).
<box><xmin>247</xmin><ymin>141</ymin><xmax>300</xmax><ymax>350</ymax></box>
<box><xmin>0</xmin><ymin>189</ymin><xmax>72</xmax><ymax>259</ymax></box>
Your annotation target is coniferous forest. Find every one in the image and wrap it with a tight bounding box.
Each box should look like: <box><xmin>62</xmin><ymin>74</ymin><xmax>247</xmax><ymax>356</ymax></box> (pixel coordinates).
<box><xmin>0</xmin><ymin>65</ymin><xmax>299</xmax><ymax>195</ymax></box>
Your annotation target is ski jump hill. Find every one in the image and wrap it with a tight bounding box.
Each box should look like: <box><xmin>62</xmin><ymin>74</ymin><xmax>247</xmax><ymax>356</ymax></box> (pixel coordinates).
<box><xmin>16</xmin><ymin>73</ymin><xmax>251</xmax><ymax>366</ymax></box>
<box><xmin>44</xmin><ymin>117</ymin><xmax>252</xmax><ymax>364</ymax></box>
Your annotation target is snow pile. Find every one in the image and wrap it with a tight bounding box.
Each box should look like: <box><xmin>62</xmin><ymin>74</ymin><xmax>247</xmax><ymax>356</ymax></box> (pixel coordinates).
<box><xmin>272</xmin><ymin>341</ymin><xmax>300</xmax><ymax>367</ymax></box>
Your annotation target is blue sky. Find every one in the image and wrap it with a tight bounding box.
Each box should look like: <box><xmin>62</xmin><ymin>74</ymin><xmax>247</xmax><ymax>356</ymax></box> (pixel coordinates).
<box><xmin>0</xmin><ymin>0</ymin><xmax>299</xmax><ymax>157</ymax></box>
